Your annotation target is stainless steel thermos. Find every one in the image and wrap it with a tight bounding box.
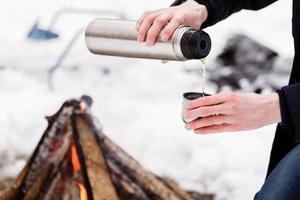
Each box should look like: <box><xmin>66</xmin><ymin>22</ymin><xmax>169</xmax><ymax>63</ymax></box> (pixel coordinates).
<box><xmin>85</xmin><ymin>18</ymin><xmax>211</xmax><ymax>61</ymax></box>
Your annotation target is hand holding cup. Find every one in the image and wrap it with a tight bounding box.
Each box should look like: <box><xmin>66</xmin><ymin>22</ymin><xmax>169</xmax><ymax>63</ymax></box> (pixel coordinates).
<box><xmin>182</xmin><ymin>92</ymin><xmax>281</xmax><ymax>134</ymax></box>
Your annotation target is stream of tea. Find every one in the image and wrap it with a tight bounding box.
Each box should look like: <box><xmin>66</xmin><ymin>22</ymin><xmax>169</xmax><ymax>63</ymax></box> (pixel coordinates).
<box><xmin>200</xmin><ymin>59</ymin><xmax>206</xmax><ymax>95</ymax></box>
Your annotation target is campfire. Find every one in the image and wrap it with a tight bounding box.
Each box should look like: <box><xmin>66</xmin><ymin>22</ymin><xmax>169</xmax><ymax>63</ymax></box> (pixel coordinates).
<box><xmin>0</xmin><ymin>96</ymin><xmax>214</xmax><ymax>200</ymax></box>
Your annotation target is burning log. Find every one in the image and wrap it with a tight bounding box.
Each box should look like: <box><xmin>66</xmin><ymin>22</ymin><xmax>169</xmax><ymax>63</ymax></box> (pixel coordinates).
<box><xmin>0</xmin><ymin>96</ymin><xmax>214</xmax><ymax>200</ymax></box>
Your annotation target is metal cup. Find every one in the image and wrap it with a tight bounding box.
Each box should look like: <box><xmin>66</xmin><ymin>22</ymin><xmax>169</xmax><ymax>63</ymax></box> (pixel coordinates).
<box><xmin>182</xmin><ymin>92</ymin><xmax>211</xmax><ymax>123</ymax></box>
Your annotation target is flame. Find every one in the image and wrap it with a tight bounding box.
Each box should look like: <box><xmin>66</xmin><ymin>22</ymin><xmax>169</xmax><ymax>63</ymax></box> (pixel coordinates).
<box><xmin>71</xmin><ymin>145</ymin><xmax>81</xmax><ymax>173</ymax></box>
<box><xmin>70</xmin><ymin>145</ymin><xmax>88</xmax><ymax>200</ymax></box>
<box><xmin>77</xmin><ymin>182</ymin><xmax>88</xmax><ymax>200</ymax></box>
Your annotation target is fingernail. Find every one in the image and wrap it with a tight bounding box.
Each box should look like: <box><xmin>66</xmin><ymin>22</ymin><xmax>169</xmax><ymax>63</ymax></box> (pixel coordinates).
<box><xmin>137</xmin><ymin>35</ymin><xmax>143</xmax><ymax>42</ymax></box>
<box><xmin>161</xmin><ymin>60</ymin><xmax>168</xmax><ymax>64</ymax></box>
<box><xmin>146</xmin><ymin>41</ymin><xmax>153</xmax><ymax>47</ymax></box>
<box><xmin>185</xmin><ymin>124</ymin><xmax>192</xmax><ymax>130</ymax></box>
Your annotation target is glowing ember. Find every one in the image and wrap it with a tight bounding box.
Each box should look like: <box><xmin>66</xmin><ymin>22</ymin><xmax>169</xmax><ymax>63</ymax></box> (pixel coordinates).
<box><xmin>77</xmin><ymin>182</ymin><xmax>88</xmax><ymax>200</ymax></box>
<box><xmin>71</xmin><ymin>145</ymin><xmax>81</xmax><ymax>173</ymax></box>
<box><xmin>70</xmin><ymin>145</ymin><xmax>88</xmax><ymax>200</ymax></box>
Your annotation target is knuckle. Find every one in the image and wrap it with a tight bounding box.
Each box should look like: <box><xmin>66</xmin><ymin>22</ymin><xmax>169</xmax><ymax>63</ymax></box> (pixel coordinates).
<box><xmin>174</xmin><ymin>14</ymin><xmax>184</xmax><ymax>22</ymax></box>
<box><xmin>145</xmin><ymin>15</ymin><xmax>155</xmax><ymax>22</ymax></box>
<box><xmin>155</xmin><ymin>17</ymin><xmax>165</xmax><ymax>25</ymax></box>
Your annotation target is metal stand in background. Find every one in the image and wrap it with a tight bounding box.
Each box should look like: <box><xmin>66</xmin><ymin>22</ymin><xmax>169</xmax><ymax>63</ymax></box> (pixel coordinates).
<box><xmin>47</xmin><ymin>28</ymin><xmax>84</xmax><ymax>90</ymax></box>
<box><xmin>26</xmin><ymin>7</ymin><xmax>126</xmax><ymax>90</ymax></box>
<box><xmin>27</xmin><ymin>8</ymin><xmax>125</xmax><ymax>41</ymax></box>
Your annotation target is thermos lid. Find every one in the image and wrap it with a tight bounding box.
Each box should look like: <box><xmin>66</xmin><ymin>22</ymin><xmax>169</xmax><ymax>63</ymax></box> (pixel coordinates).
<box><xmin>180</xmin><ymin>29</ymin><xmax>211</xmax><ymax>59</ymax></box>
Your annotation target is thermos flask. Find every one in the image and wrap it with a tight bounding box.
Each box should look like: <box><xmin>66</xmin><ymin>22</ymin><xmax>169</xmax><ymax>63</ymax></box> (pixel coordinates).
<box><xmin>85</xmin><ymin>18</ymin><xmax>211</xmax><ymax>61</ymax></box>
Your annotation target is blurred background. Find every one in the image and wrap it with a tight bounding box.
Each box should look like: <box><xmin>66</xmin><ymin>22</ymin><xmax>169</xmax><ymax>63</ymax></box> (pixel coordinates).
<box><xmin>0</xmin><ymin>0</ymin><xmax>294</xmax><ymax>199</ymax></box>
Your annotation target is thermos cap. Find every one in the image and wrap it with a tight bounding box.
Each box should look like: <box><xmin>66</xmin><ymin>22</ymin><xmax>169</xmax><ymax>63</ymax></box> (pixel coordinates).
<box><xmin>180</xmin><ymin>29</ymin><xmax>211</xmax><ymax>59</ymax></box>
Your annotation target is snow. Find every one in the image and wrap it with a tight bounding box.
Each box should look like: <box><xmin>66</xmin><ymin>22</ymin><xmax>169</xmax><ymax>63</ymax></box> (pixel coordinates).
<box><xmin>0</xmin><ymin>0</ymin><xmax>294</xmax><ymax>199</ymax></box>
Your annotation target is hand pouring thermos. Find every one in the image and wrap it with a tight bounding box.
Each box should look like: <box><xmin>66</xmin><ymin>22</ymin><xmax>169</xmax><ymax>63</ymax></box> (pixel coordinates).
<box><xmin>85</xmin><ymin>18</ymin><xmax>211</xmax><ymax>61</ymax></box>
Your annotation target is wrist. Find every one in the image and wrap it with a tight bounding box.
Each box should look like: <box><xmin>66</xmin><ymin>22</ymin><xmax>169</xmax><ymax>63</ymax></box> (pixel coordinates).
<box><xmin>198</xmin><ymin>4</ymin><xmax>208</xmax><ymax>23</ymax></box>
<box><xmin>191</xmin><ymin>0</ymin><xmax>210</xmax><ymax>27</ymax></box>
<box><xmin>197</xmin><ymin>3</ymin><xmax>208</xmax><ymax>23</ymax></box>
<box><xmin>265</xmin><ymin>93</ymin><xmax>281</xmax><ymax>124</ymax></box>
<box><xmin>188</xmin><ymin>0</ymin><xmax>208</xmax><ymax>27</ymax></box>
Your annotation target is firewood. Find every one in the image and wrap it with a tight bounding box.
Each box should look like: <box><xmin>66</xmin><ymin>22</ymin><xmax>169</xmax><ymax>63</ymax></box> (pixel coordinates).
<box><xmin>72</xmin><ymin>114</ymin><xmax>118</xmax><ymax>200</ymax></box>
<box><xmin>81</xmin><ymin>113</ymin><xmax>206</xmax><ymax>200</ymax></box>
<box><xmin>0</xmin><ymin>96</ymin><xmax>214</xmax><ymax>200</ymax></box>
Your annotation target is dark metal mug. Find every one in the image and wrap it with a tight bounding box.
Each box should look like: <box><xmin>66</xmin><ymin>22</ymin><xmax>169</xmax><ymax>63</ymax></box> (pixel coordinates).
<box><xmin>182</xmin><ymin>92</ymin><xmax>211</xmax><ymax>123</ymax></box>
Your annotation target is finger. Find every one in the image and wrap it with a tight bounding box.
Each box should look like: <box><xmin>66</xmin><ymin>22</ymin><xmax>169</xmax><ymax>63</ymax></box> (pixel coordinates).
<box><xmin>160</xmin><ymin>17</ymin><xmax>181</xmax><ymax>41</ymax></box>
<box><xmin>185</xmin><ymin>115</ymin><xmax>232</xmax><ymax>130</ymax></box>
<box><xmin>146</xmin><ymin>13</ymin><xmax>173</xmax><ymax>46</ymax></box>
<box><xmin>136</xmin><ymin>9</ymin><xmax>164</xmax><ymax>31</ymax></box>
<box><xmin>194</xmin><ymin>124</ymin><xmax>235</xmax><ymax>134</ymax></box>
<box><xmin>185</xmin><ymin>93</ymin><xmax>232</xmax><ymax>110</ymax></box>
<box><xmin>137</xmin><ymin>12</ymin><xmax>163</xmax><ymax>42</ymax></box>
<box><xmin>136</xmin><ymin>10</ymin><xmax>155</xmax><ymax>30</ymax></box>
<box><xmin>183</xmin><ymin>104</ymin><xmax>228</xmax><ymax>120</ymax></box>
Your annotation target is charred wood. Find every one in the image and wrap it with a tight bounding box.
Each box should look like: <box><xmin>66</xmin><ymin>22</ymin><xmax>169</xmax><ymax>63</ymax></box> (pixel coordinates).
<box><xmin>0</xmin><ymin>96</ymin><xmax>214</xmax><ymax>200</ymax></box>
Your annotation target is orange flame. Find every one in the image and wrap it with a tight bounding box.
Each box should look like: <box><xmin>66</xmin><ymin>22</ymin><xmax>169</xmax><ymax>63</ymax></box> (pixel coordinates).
<box><xmin>71</xmin><ymin>145</ymin><xmax>81</xmax><ymax>173</ymax></box>
<box><xmin>70</xmin><ymin>145</ymin><xmax>88</xmax><ymax>200</ymax></box>
<box><xmin>77</xmin><ymin>182</ymin><xmax>88</xmax><ymax>200</ymax></box>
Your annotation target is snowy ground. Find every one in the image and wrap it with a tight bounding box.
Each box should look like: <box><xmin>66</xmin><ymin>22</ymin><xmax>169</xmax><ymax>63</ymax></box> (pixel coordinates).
<box><xmin>0</xmin><ymin>0</ymin><xmax>294</xmax><ymax>199</ymax></box>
